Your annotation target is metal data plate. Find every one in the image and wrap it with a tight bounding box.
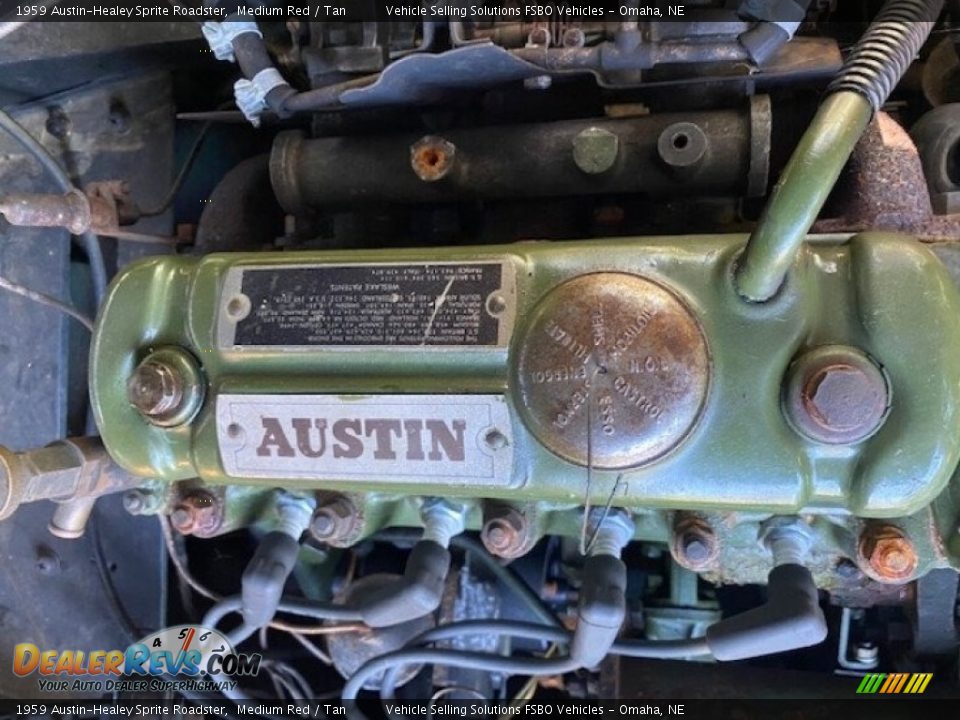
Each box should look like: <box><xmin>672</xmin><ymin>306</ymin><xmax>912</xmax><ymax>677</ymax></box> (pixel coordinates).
<box><xmin>217</xmin><ymin>261</ymin><xmax>516</xmax><ymax>349</ymax></box>
<box><xmin>217</xmin><ymin>394</ymin><xmax>515</xmax><ymax>486</ymax></box>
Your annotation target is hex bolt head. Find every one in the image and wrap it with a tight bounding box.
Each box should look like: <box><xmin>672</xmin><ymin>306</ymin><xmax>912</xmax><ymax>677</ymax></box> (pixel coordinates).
<box><xmin>309</xmin><ymin>497</ymin><xmax>360</xmax><ymax>547</ymax></box>
<box><xmin>127</xmin><ymin>361</ymin><xmax>183</xmax><ymax>418</ymax></box>
<box><xmin>671</xmin><ymin>514</ymin><xmax>718</xmax><ymax>571</ymax></box>
<box><xmin>573</xmin><ymin>127</ymin><xmax>620</xmax><ymax>175</ymax></box>
<box><xmin>785</xmin><ymin>346</ymin><xmax>889</xmax><ymax>445</ymax></box>
<box><xmin>859</xmin><ymin>524</ymin><xmax>918</xmax><ymax>583</ymax></box>
<box><xmin>410</xmin><ymin>136</ymin><xmax>456</xmax><ymax>182</ymax></box>
<box><xmin>126</xmin><ymin>348</ymin><xmax>205</xmax><ymax>428</ymax></box>
<box><xmin>169</xmin><ymin>490</ymin><xmax>222</xmax><ymax>537</ymax></box>
<box><xmin>481</xmin><ymin>509</ymin><xmax>529</xmax><ymax>558</ymax></box>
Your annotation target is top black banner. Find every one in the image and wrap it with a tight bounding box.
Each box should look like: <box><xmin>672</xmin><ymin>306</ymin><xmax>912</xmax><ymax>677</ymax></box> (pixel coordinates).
<box><xmin>0</xmin><ymin>0</ymin><xmax>935</xmax><ymax>23</ymax></box>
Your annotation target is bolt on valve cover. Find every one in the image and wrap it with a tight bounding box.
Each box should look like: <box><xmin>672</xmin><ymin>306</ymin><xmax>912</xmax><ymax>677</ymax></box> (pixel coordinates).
<box><xmin>514</xmin><ymin>272</ymin><xmax>710</xmax><ymax>469</ymax></box>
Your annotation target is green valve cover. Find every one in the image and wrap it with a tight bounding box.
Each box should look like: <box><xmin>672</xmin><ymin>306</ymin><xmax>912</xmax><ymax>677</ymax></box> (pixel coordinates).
<box><xmin>90</xmin><ymin>233</ymin><xmax>960</xmax><ymax>518</ymax></box>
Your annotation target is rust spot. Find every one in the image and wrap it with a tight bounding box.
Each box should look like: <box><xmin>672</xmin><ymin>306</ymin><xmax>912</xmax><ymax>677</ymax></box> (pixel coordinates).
<box><xmin>410</xmin><ymin>136</ymin><xmax>456</xmax><ymax>182</ymax></box>
<box><xmin>814</xmin><ymin>111</ymin><xmax>960</xmax><ymax>240</ymax></box>
<box><xmin>785</xmin><ymin>347</ymin><xmax>888</xmax><ymax>446</ymax></box>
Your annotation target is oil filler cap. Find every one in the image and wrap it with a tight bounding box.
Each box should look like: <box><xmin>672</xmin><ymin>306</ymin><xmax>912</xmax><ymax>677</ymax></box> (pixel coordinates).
<box><xmin>514</xmin><ymin>272</ymin><xmax>710</xmax><ymax>469</ymax></box>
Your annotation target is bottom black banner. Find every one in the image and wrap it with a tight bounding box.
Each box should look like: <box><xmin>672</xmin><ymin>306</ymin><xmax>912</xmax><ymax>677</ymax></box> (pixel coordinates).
<box><xmin>1</xmin><ymin>699</ymin><xmax>958</xmax><ymax>720</ymax></box>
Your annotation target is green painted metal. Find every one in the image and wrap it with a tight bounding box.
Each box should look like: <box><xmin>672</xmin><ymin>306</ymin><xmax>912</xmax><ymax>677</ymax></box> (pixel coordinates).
<box><xmin>90</xmin><ymin>232</ymin><xmax>960</xmax><ymax>522</ymax></box>
<box><xmin>735</xmin><ymin>92</ymin><xmax>874</xmax><ymax>302</ymax></box>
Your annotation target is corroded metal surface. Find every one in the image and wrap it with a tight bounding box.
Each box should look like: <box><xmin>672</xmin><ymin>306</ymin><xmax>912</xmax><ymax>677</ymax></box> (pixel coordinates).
<box><xmin>859</xmin><ymin>524</ymin><xmax>919</xmax><ymax>584</ymax></box>
<box><xmin>783</xmin><ymin>346</ymin><xmax>889</xmax><ymax>446</ymax></box>
<box><xmin>409</xmin><ymin>135</ymin><xmax>456</xmax><ymax>182</ymax></box>
<box><xmin>515</xmin><ymin>272</ymin><xmax>709</xmax><ymax>469</ymax></box>
<box><xmin>814</xmin><ymin>112</ymin><xmax>960</xmax><ymax>239</ymax></box>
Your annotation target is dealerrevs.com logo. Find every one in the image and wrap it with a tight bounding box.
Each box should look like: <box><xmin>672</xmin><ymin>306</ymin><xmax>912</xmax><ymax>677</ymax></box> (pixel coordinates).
<box><xmin>13</xmin><ymin>625</ymin><xmax>261</xmax><ymax>693</ymax></box>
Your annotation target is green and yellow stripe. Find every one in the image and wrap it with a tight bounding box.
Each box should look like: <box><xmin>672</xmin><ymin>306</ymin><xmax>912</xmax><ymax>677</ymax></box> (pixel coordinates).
<box><xmin>856</xmin><ymin>672</ymin><xmax>933</xmax><ymax>694</ymax></box>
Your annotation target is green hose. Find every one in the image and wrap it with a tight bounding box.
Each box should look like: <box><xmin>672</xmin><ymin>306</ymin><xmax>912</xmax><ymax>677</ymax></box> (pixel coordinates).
<box><xmin>734</xmin><ymin>0</ymin><xmax>943</xmax><ymax>302</ymax></box>
<box><xmin>734</xmin><ymin>92</ymin><xmax>872</xmax><ymax>301</ymax></box>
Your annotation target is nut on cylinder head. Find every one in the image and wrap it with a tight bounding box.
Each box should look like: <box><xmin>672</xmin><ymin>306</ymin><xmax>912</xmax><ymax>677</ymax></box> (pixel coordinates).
<box><xmin>169</xmin><ymin>489</ymin><xmax>222</xmax><ymax>537</ymax></box>
<box><xmin>481</xmin><ymin>505</ymin><xmax>536</xmax><ymax>559</ymax></box>
<box><xmin>784</xmin><ymin>345</ymin><xmax>889</xmax><ymax>445</ymax></box>
<box><xmin>127</xmin><ymin>347</ymin><xmax>205</xmax><ymax>427</ymax></box>
<box><xmin>671</xmin><ymin>514</ymin><xmax>718</xmax><ymax>571</ymax></box>
<box><xmin>410</xmin><ymin>136</ymin><xmax>456</xmax><ymax>182</ymax></box>
<box><xmin>310</xmin><ymin>496</ymin><xmax>362</xmax><ymax>548</ymax></box>
<box><xmin>858</xmin><ymin>524</ymin><xmax>918</xmax><ymax>583</ymax></box>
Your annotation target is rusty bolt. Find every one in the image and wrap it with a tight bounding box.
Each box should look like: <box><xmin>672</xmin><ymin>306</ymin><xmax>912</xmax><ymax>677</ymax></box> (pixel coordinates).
<box><xmin>859</xmin><ymin>524</ymin><xmax>918</xmax><ymax>583</ymax></box>
<box><xmin>481</xmin><ymin>507</ymin><xmax>532</xmax><ymax>559</ymax></box>
<box><xmin>309</xmin><ymin>497</ymin><xmax>360</xmax><ymax>547</ymax></box>
<box><xmin>671</xmin><ymin>515</ymin><xmax>718</xmax><ymax>571</ymax></box>
<box><xmin>410</xmin><ymin>136</ymin><xmax>456</xmax><ymax>182</ymax></box>
<box><xmin>785</xmin><ymin>346</ymin><xmax>889</xmax><ymax>445</ymax></box>
<box><xmin>169</xmin><ymin>490</ymin><xmax>222</xmax><ymax>537</ymax></box>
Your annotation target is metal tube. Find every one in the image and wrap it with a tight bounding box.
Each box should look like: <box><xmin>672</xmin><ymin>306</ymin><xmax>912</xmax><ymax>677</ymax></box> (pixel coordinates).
<box><xmin>48</xmin><ymin>497</ymin><xmax>97</xmax><ymax>539</ymax></box>
<box><xmin>0</xmin><ymin>437</ymin><xmax>142</xmax><ymax>522</ymax></box>
<box><xmin>270</xmin><ymin>105</ymin><xmax>768</xmax><ymax>211</ymax></box>
<box><xmin>734</xmin><ymin>92</ymin><xmax>873</xmax><ymax>301</ymax></box>
<box><xmin>734</xmin><ymin>0</ymin><xmax>943</xmax><ymax>301</ymax></box>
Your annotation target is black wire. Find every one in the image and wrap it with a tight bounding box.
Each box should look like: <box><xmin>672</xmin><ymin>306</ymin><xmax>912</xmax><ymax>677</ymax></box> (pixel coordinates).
<box><xmin>378</xmin><ymin>620</ymin><xmax>711</xmax><ymax>701</ymax></box>
<box><xmin>140</xmin><ymin>122</ymin><xmax>214</xmax><ymax>217</ymax></box>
